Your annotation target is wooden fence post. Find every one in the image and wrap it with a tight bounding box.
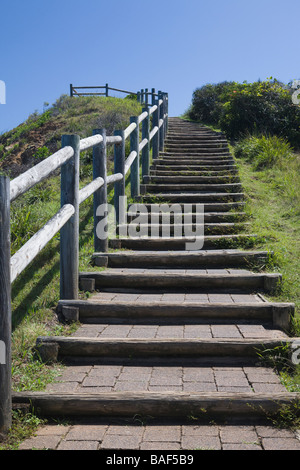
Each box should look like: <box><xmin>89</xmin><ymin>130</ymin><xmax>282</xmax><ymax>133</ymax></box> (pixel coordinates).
<box><xmin>151</xmin><ymin>88</ymin><xmax>156</xmax><ymax>106</ymax></box>
<box><xmin>152</xmin><ymin>100</ymin><xmax>159</xmax><ymax>160</ymax></box>
<box><xmin>0</xmin><ymin>175</ymin><xmax>12</xmax><ymax>434</ymax></box>
<box><xmin>158</xmin><ymin>91</ymin><xmax>164</xmax><ymax>151</ymax></box>
<box><xmin>70</xmin><ymin>84</ymin><xmax>73</xmax><ymax>97</ymax></box>
<box><xmin>105</xmin><ymin>84</ymin><xmax>109</xmax><ymax>97</ymax></box>
<box><xmin>145</xmin><ymin>88</ymin><xmax>148</xmax><ymax>106</ymax></box>
<box><xmin>114</xmin><ymin>130</ymin><xmax>126</xmax><ymax>226</ymax></box>
<box><xmin>60</xmin><ymin>135</ymin><xmax>80</xmax><ymax>300</ymax></box>
<box><xmin>130</xmin><ymin>116</ymin><xmax>140</xmax><ymax>198</ymax></box>
<box><xmin>93</xmin><ymin>129</ymin><xmax>108</xmax><ymax>253</ymax></box>
<box><xmin>142</xmin><ymin>108</ymin><xmax>150</xmax><ymax>178</ymax></box>
<box><xmin>163</xmin><ymin>92</ymin><xmax>167</xmax><ymax>138</ymax></box>
<box><xmin>165</xmin><ymin>92</ymin><xmax>169</xmax><ymax>133</ymax></box>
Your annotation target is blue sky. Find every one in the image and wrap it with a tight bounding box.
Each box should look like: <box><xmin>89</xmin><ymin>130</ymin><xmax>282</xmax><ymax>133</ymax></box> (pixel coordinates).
<box><xmin>0</xmin><ymin>0</ymin><xmax>299</xmax><ymax>134</ymax></box>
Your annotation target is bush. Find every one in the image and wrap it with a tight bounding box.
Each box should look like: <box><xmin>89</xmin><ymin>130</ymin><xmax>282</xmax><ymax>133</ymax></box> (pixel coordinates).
<box><xmin>188</xmin><ymin>79</ymin><xmax>300</xmax><ymax>148</ymax></box>
<box><xmin>234</xmin><ymin>135</ymin><xmax>293</xmax><ymax>170</ymax></box>
<box><xmin>188</xmin><ymin>81</ymin><xmax>240</xmax><ymax>124</ymax></box>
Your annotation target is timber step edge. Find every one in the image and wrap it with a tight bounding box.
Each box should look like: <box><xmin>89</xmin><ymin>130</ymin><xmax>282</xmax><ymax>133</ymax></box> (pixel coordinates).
<box><xmin>56</xmin><ymin>299</ymin><xmax>294</xmax><ymax>330</ymax></box>
<box><xmin>12</xmin><ymin>391</ymin><xmax>300</xmax><ymax>418</ymax></box>
<box><xmin>92</xmin><ymin>249</ymin><xmax>272</xmax><ymax>268</ymax></box>
<box><xmin>78</xmin><ymin>271</ymin><xmax>282</xmax><ymax>294</ymax></box>
<box><xmin>125</xmin><ymin>213</ymin><xmax>248</xmax><ymax>223</ymax></box>
<box><xmin>34</xmin><ymin>336</ymin><xmax>296</xmax><ymax>361</ymax></box>
<box><xmin>108</xmin><ymin>233</ymin><xmax>257</xmax><ymax>250</ymax></box>
<box><xmin>116</xmin><ymin>223</ymin><xmax>250</xmax><ymax>237</ymax></box>
<box><xmin>135</xmin><ymin>193</ymin><xmax>245</xmax><ymax>203</ymax></box>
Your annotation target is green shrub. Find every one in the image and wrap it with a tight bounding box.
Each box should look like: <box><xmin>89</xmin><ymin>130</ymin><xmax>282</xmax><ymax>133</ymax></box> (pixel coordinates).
<box><xmin>32</xmin><ymin>146</ymin><xmax>50</xmax><ymax>161</ymax></box>
<box><xmin>234</xmin><ymin>135</ymin><xmax>293</xmax><ymax>169</ymax></box>
<box><xmin>188</xmin><ymin>79</ymin><xmax>300</xmax><ymax>148</ymax></box>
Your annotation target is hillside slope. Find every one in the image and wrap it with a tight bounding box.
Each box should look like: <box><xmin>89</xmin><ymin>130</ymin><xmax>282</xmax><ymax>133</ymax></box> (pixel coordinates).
<box><xmin>0</xmin><ymin>94</ymin><xmax>142</xmax><ymax>178</ymax></box>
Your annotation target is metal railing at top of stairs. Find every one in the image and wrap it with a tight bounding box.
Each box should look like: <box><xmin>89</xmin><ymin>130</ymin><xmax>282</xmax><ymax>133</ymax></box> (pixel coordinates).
<box><xmin>0</xmin><ymin>88</ymin><xmax>168</xmax><ymax>433</ymax></box>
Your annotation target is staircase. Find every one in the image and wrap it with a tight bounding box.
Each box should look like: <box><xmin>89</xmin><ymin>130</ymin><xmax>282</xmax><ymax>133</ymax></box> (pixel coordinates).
<box><xmin>14</xmin><ymin>118</ymin><xmax>299</xmax><ymax>449</ymax></box>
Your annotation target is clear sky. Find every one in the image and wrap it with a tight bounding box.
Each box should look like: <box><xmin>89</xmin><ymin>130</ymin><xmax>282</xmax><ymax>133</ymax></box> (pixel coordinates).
<box><xmin>1</xmin><ymin>0</ymin><xmax>300</xmax><ymax>134</ymax></box>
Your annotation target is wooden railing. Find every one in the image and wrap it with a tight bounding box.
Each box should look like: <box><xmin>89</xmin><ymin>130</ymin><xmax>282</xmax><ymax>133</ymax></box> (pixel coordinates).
<box><xmin>70</xmin><ymin>83</ymin><xmax>160</xmax><ymax>106</ymax></box>
<box><xmin>0</xmin><ymin>89</ymin><xmax>169</xmax><ymax>432</ymax></box>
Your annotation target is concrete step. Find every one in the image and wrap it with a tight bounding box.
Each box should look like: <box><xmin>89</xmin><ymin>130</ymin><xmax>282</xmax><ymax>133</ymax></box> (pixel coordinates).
<box><xmin>79</xmin><ymin>269</ymin><xmax>282</xmax><ymax>294</ymax></box>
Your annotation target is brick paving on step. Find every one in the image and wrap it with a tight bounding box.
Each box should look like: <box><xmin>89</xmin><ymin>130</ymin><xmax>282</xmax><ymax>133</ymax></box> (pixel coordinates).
<box><xmin>19</xmin><ymin>420</ymin><xmax>300</xmax><ymax>450</ymax></box>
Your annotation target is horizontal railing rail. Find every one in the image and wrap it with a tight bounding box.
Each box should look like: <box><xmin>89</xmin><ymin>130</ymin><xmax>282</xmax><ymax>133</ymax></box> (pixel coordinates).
<box><xmin>70</xmin><ymin>84</ymin><xmax>161</xmax><ymax>106</ymax></box>
<box><xmin>0</xmin><ymin>87</ymin><xmax>168</xmax><ymax>433</ymax></box>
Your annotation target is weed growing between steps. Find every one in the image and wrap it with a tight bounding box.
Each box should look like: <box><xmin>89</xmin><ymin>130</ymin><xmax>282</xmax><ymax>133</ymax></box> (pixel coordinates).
<box><xmin>0</xmin><ymin>409</ymin><xmax>47</xmax><ymax>450</ymax></box>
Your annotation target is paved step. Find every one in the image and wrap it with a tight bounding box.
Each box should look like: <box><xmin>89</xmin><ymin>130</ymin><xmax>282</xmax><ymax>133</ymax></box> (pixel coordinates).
<box><xmin>164</xmin><ymin>147</ymin><xmax>230</xmax><ymax>154</ymax></box>
<box><xmin>157</xmin><ymin>155</ymin><xmax>233</xmax><ymax>161</ymax></box>
<box><xmin>109</xmin><ymin>233</ymin><xmax>256</xmax><ymax>250</ymax></box>
<box><xmin>126</xmin><ymin>212</ymin><xmax>247</xmax><ymax>223</ymax></box>
<box><xmin>165</xmin><ymin>139</ymin><xmax>229</xmax><ymax>145</ymax></box>
<box><xmin>152</xmin><ymin>161</ymin><xmax>236</xmax><ymax>169</ymax></box>
<box><xmin>117</xmin><ymin>222</ymin><xmax>249</xmax><ymax>236</ymax></box>
<box><xmin>137</xmin><ymin>193</ymin><xmax>245</xmax><ymax>203</ymax></box>
<box><xmin>132</xmin><ymin>202</ymin><xmax>246</xmax><ymax>212</ymax></box>
<box><xmin>164</xmin><ymin>139</ymin><xmax>228</xmax><ymax>145</ymax></box>
<box><xmin>13</xmin><ymin>390</ymin><xmax>300</xmax><ymax>420</ymax></box>
<box><xmin>34</xmin><ymin>335</ymin><xmax>293</xmax><ymax>360</ymax></box>
<box><xmin>91</xmin><ymin>249</ymin><xmax>270</xmax><ymax>268</ymax></box>
<box><xmin>151</xmin><ymin>164</ymin><xmax>237</xmax><ymax>171</ymax></box>
<box><xmin>150</xmin><ymin>169</ymin><xmax>239</xmax><ymax>176</ymax></box>
<box><xmin>140</xmin><ymin>183</ymin><xmax>242</xmax><ymax>193</ymax></box>
<box><xmin>144</xmin><ymin>175</ymin><xmax>240</xmax><ymax>183</ymax></box>
<box><xmin>79</xmin><ymin>269</ymin><xmax>282</xmax><ymax>293</ymax></box>
<box><xmin>57</xmin><ymin>299</ymin><xmax>293</xmax><ymax>330</ymax></box>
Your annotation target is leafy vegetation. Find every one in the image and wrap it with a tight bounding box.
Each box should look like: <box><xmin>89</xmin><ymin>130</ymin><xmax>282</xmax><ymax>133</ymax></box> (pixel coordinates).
<box><xmin>187</xmin><ymin>79</ymin><xmax>300</xmax><ymax>148</ymax></box>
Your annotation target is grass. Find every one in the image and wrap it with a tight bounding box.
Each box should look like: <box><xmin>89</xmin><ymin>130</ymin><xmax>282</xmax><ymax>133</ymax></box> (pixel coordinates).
<box><xmin>233</xmin><ymin>135</ymin><xmax>300</xmax><ymax>424</ymax></box>
<box><xmin>234</xmin><ymin>148</ymin><xmax>300</xmax><ymax>321</ymax></box>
